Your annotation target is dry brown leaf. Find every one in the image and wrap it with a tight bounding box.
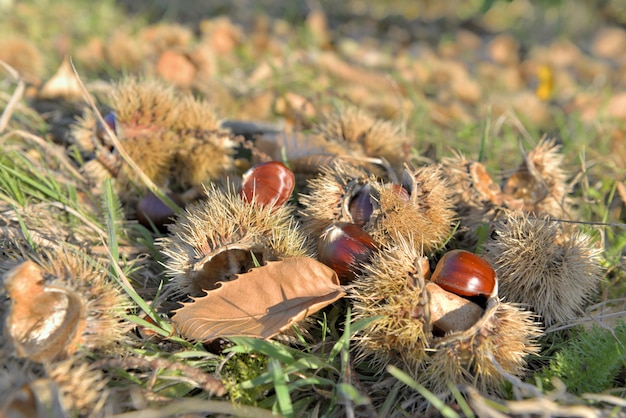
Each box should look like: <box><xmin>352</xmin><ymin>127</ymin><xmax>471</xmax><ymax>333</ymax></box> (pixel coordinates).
<box><xmin>38</xmin><ymin>57</ymin><xmax>83</xmax><ymax>101</ymax></box>
<box><xmin>616</xmin><ymin>181</ymin><xmax>626</xmax><ymax>207</ymax></box>
<box><xmin>254</xmin><ymin>131</ymin><xmax>348</xmax><ymax>165</ymax></box>
<box><xmin>312</xmin><ymin>51</ymin><xmax>395</xmax><ymax>92</ymax></box>
<box><xmin>156</xmin><ymin>49</ymin><xmax>196</xmax><ymax>88</ymax></box>
<box><xmin>172</xmin><ymin>257</ymin><xmax>345</xmax><ymax>341</ymax></box>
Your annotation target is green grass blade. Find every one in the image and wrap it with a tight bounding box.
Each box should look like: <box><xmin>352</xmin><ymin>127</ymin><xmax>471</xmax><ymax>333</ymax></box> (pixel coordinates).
<box><xmin>387</xmin><ymin>365</ymin><xmax>460</xmax><ymax>418</ymax></box>
<box><xmin>336</xmin><ymin>383</ymin><xmax>370</xmax><ymax>406</ymax></box>
<box><xmin>13</xmin><ymin>207</ymin><xmax>35</xmax><ymax>249</ymax></box>
<box><xmin>102</xmin><ymin>178</ymin><xmax>120</xmax><ymax>261</ymax></box>
<box><xmin>227</xmin><ymin>337</ymin><xmax>296</xmax><ymax>365</ymax></box>
<box><xmin>448</xmin><ymin>382</ymin><xmax>474</xmax><ymax>418</ymax></box>
<box><xmin>270</xmin><ymin>358</ymin><xmax>294</xmax><ymax>418</ymax></box>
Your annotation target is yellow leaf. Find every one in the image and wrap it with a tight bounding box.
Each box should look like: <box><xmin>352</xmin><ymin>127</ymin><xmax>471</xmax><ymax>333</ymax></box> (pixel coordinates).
<box><xmin>535</xmin><ymin>64</ymin><xmax>554</xmax><ymax>102</ymax></box>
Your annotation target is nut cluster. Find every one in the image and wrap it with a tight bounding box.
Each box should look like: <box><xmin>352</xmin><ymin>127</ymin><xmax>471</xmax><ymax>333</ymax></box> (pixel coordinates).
<box><xmin>299</xmin><ymin>161</ymin><xmax>457</xmax><ymax>283</ymax></box>
<box><xmin>81</xmin><ymin>99</ymin><xmax>601</xmax><ymax>413</ymax></box>
<box><xmin>67</xmin><ymin>80</ymin><xmax>607</xmax><ymax>412</ymax></box>
<box><xmin>160</xmin><ymin>164</ymin><xmax>308</xmax><ymax>299</ymax></box>
<box><xmin>350</xmin><ymin>242</ymin><xmax>541</xmax><ymax>402</ymax></box>
<box><xmin>441</xmin><ymin>139</ymin><xmax>602</xmax><ymax>326</ymax></box>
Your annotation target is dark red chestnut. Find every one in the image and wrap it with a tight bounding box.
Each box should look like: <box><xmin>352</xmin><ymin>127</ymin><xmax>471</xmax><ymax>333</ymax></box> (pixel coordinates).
<box><xmin>387</xmin><ymin>184</ymin><xmax>410</xmax><ymax>201</ymax></box>
<box><xmin>430</xmin><ymin>250</ymin><xmax>496</xmax><ymax>298</ymax></box>
<box><xmin>137</xmin><ymin>191</ymin><xmax>184</xmax><ymax>232</ymax></box>
<box><xmin>241</xmin><ymin>161</ymin><xmax>295</xmax><ymax>209</ymax></box>
<box><xmin>348</xmin><ymin>184</ymin><xmax>374</xmax><ymax>226</ymax></box>
<box><xmin>96</xmin><ymin>111</ymin><xmax>117</xmax><ymax>144</ymax></box>
<box><xmin>317</xmin><ymin>222</ymin><xmax>377</xmax><ymax>284</ymax></box>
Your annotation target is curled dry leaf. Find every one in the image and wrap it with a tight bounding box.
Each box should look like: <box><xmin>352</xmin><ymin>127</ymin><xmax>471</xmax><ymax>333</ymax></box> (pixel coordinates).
<box><xmin>38</xmin><ymin>57</ymin><xmax>83</xmax><ymax>101</ymax></box>
<box><xmin>172</xmin><ymin>257</ymin><xmax>345</xmax><ymax>341</ymax></box>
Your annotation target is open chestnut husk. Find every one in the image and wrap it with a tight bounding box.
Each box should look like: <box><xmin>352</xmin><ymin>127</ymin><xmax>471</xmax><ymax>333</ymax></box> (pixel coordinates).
<box><xmin>71</xmin><ymin>78</ymin><xmax>236</xmax><ymax>203</ymax></box>
<box><xmin>298</xmin><ymin>161</ymin><xmax>372</xmax><ymax>238</ymax></box>
<box><xmin>160</xmin><ymin>183</ymin><xmax>311</xmax><ymax>298</ymax></box>
<box><xmin>2</xmin><ymin>250</ymin><xmax>131</xmax><ymax>363</ymax></box>
<box><xmin>299</xmin><ymin>162</ymin><xmax>456</xmax><ymax>254</ymax></box>
<box><xmin>350</xmin><ymin>242</ymin><xmax>542</xmax><ymax>410</ymax></box>
<box><xmin>440</xmin><ymin>139</ymin><xmax>572</xmax><ymax>249</ymax></box>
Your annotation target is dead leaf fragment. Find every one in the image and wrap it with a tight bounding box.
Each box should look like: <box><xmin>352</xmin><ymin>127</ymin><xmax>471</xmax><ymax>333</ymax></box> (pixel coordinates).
<box><xmin>156</xmin><ymin>49</ymin><xmax>196</xmax><ymax>87</ymax></box>
<box><xmin>173</xmin><ymin>257</ymin><xmax>345</xmax><ymax>341</ymax></box>
<box><xmin>38</xmin><ymin>57</ymin><xmax>83</xmax><ymax>101</ymax></box>
<box><xmin>616</xmin><ymin>181</ymin><xmax>626</xmax><ymax>206</ymax></box>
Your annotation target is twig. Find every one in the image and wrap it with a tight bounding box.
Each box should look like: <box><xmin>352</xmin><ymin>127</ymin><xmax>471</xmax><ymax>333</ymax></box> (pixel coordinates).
<box><xmin>505</xmin><ymin>398</ymin><xmax>598</xmax><ymax>418</ymax></box>
<box><xmin>582</xmin><ymin>393</ymin><xmax>626</xmax><ymax>408</ymax></box>
<box><xmin>215</xmin><ymin>350</ymin><xmax>236</xmax><ymax>376</ymax></box>
<box><xmin>342</xmin><ymin>359</ymin><xmax>355</xmax><ymax>418</ymax></box>
<box><xmin>544</xmin><ymin>308</ymin><xmax>626</xmax><ymax>334</ymax></box>
<box><xmin>0</xmin><ymin>60</ymin><xmax>25</xmax><ymax>134</ymax></box>
<box><xmin>465</xmin><ymin>386</ymin><xmax>510</xmax><ymax>418</ymax></box>
<box><xmin>346</xmin><ymin>361</ymin><xmax>378</xmax><ymax>418</ymax></box>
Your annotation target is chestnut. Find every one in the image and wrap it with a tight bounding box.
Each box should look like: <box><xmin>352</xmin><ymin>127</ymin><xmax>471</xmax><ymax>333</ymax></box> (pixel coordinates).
<box><xmin>137</xmin><ymin>191</ymin><xmax>184</xmax><ymax>232</ymax></box>
<box><xmin>96</xmin><ymin>111</ymin><xmax>117</xmax><ymax>144</ymax></box>
<box><xmin>430</xmin><ymin>249</ymin><xmax>496</xmax><ymax>298</ymax></box>
<box><xmin>317</xmin><ymin>222</ymin><xmax>377</xmax><ymax>284</ymax></box>
<box><xmin>241</xmin><ymin>161</ymin><xmax>295</xmax><ymax>209</ymax></box>
<box><xmin>348</xmin><ymin>184</ymin><xmax>374</xmax><ymax>226</ymax></box>
<box><xmin>387</xmin><ymin>184</ymin><xmax>410</xmax><ymax>201</ymax></box>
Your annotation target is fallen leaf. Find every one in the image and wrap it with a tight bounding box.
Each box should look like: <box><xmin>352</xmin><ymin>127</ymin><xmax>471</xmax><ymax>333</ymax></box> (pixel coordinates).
<box><xmin>535</xmin><ymin>65</ymin><xmax>554</xmax><ymax>101</ymax></box>
<box><xmin>38</xmin><ymin>57</ymin><xmax>83</xmax><ymax>101</ymax></box>
<box><xmin>172</xmin><ymin>257</ymin><xmax>345</xmax><ymax>341</ymax></box>
<box><xmin>253</xmin><ymin>131</ymin><xmax>349</xmax><ymax>168</ymax></box>
<box><xmin>592</xmin><ymin>27</ymin><xmax>626</xmax><ymax>58</ymax></box>
<box><xmin>616</xmin><ymin>181</ymin><xmax>626</xmax><ymax>207</ymax></box>
<box><xmin>487</xmin><ymin>33</ymin><xmax>520</xmax><ymax>66</ymax></box>
<box><xmin>156</xmin><ymin>49</ymin><xmax>196</xmax><ymax>88</ymax></box>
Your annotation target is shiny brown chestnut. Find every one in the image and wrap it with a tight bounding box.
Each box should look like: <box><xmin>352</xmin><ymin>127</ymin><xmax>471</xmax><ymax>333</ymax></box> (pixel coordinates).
<box><xmin>317</xmin><ymin>222</ymin><xmax>377</xmax><ymax>284</ymax></box>
<box><xmin>430</xmin><ymin>249</ymin><xmax>496</xmax><ymax>298</ymax></box>
<box><xmin>241</xmin><ymin>161</ymin><xmax>295</xmax><ymax>209</ymax></box>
